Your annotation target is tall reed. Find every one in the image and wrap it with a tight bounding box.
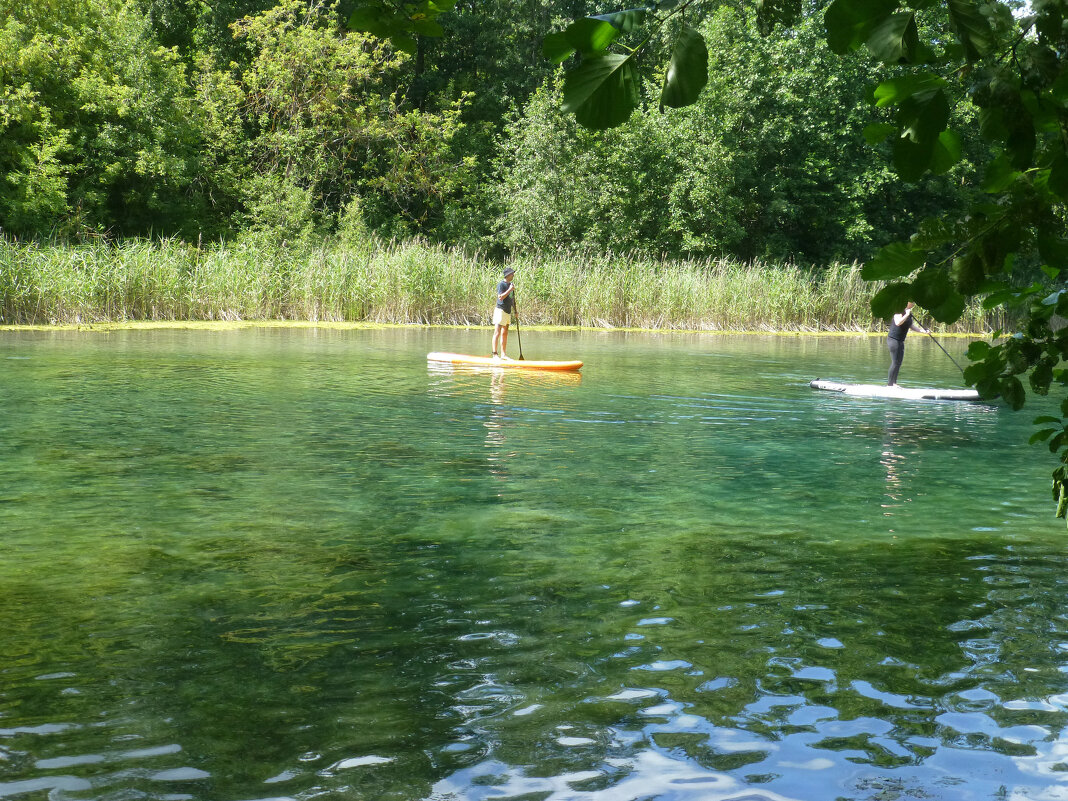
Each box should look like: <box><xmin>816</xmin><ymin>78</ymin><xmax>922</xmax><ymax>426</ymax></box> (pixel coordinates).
<box><xmin>0</xmin><ymin>236</ymin><xmax>1005</xmax><ymax>332</ymax></box>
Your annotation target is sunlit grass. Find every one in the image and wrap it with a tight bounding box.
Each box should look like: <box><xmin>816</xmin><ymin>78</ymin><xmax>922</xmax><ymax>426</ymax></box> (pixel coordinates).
<box><xmin>0</xmin><ymin>236</ymin><xmax>1003</xmax><ymax>332</ymax></box>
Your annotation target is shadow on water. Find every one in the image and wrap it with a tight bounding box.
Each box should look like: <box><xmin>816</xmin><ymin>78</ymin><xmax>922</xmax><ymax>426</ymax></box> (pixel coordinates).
<box><xmin>0</xmin><ymin>328</ymin><xmax>1065</xmax><ymax>801</ymax></box>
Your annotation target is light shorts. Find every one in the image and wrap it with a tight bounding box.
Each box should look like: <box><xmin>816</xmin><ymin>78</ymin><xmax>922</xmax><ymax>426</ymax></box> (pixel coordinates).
<box><xmin>492</xmin><ymin>307</ymin><xmax>511</xmax><ymax>326</ymax></box>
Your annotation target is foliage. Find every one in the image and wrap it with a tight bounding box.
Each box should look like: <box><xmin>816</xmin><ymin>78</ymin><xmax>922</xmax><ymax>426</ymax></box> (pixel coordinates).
<box><xmin>345</xmin><ymin>0</ymin><xmax>455</xmax><ymax>56</ymax></box>
<box><xmin>0</xmin><ymin>0</ymin><xmax>478</xmax><ymax>242</ymax></box>
<box><xmin>0</xmin><ymin>0</ymin><xmax>209</xmax><ymax>236</ymax></box>
<box><xmin>494</xmin><ymin>77</ymin><xmax>700</xmax><ymax>256</ymax></box>
<box><xmin>497</xmin><ymin>9</ymin><xmax>981</xmax><ymax>264</ymax></box>
<box><xmin>229</xmin><ymin>0</ymin><xmax>475</xmax><ymax>237</ymax></box>
<box><xmin>549</xmin><ymin>0</ymin><xmax>1068</xmax><ymax>522</ymax></box>
<box><xmin>138</xmin><ymin>0</ymin><xmax>279</xmax><ymax>62</ymax></box>
<box><xmin>348</xmin><ymin>0</ymin><xmax>594</xmax><ymax>245</ymax></box>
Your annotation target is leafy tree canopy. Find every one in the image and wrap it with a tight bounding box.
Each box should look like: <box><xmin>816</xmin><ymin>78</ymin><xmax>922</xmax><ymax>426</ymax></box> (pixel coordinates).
<box><xmin>344</xmin><ymin>0</ymin><xmax>456</xmax><ymax>55</ymax></box>
<box><xmin>495</xmin><ymin>6</ymin><xmax>983</xmax><ymax>263</ymax></box>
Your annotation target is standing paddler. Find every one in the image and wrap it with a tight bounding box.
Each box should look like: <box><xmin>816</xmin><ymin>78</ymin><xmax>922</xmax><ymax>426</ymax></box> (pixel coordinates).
<box><xmin>887</xmin><ymin>301</ymin><xmax>928</xmax><ymax>387</ymax></box>
<box><xmin>491</xmin><ymin>266</ymin><xmax>516</xmax><ymax>361</ymax></box>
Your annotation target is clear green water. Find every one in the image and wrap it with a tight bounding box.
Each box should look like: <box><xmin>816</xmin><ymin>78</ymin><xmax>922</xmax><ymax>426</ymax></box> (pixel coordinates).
<box><xmin>1</xmin><ymin>327</ymin><xmax>1066</xmax><ymax>801</ymax></box>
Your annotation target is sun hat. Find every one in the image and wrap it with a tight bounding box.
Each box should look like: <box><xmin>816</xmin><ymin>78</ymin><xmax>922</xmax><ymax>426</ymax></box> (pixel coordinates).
<box><xmin>503</xmin><ymin>267</ymin><xmax>516</xmax><ymax>277</ymax></box>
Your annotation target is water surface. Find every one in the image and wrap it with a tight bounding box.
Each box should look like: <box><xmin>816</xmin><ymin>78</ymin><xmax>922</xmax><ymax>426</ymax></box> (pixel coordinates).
<box><xmin>1</xmin><ymin>327</ymin><xmax>1066</xmax><ymax>801</ymax></box>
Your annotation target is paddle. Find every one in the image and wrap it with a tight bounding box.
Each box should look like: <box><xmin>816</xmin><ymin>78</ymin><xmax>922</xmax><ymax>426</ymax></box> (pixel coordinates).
<box><xmin>922</xmin><ymin>323</ymin><xmax>965</xmax><ymax>377</ymax></box>
<box><xmin>511</xmin><ymin>291</ymin><xmax>525</xmax><ymax>360</ymax></box>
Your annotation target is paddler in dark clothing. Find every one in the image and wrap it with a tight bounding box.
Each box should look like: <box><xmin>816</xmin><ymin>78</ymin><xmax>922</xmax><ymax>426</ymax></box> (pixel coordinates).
<box><xmin>491</xmin><ymin>266</ymin><xmax>516</xmax><ymax>360</ymax></box>
<box><xmin>887</xmin><ymin>301</ymin><xmax>928</xmax><ymax>386</ymax></box>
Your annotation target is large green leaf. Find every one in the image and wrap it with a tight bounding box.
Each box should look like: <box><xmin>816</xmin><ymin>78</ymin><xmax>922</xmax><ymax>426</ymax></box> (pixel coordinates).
<box><xmin>947</xmin><ymin>0</ymin><xmax>994</xmax><ymax>61</ymax></box>
<box><xmin>952</xmin><ymin>253</ymin><xmax>985</xmax><ymax>294</ymax></box>
<box><xmin>348</xmin><ymin>6</ymin><xmax>393</xmax><ymax>38</ymax></box>
<box><xmin>912</xmin><ymin>268</ymin><xmax>966</xmax><ymax>323</ymax></box>
<box><xmin>911</xmin><ymin>267</ymin><xmax>953</xmax><ymax>309</ymax></box>
<box><xmin>872</xmin><ymin>73</ymin><xmax>945</xmax><ymax>107</ymax></box>
<box><xmin>899</xmin><ymin>89</ymin><xmax>949</xmax><ymax>142</ymax></box>
<box><xmin>347</xmin><ymin>1</ymin><xmax>453</xmax><ymax>42</ymax></box>
<box><xmin>410</xmin><ymin>18</ymin><xmax>445</xmax><ymax>37</ymax></box>
<box><xmin>1052</xmin><ymin>70</ymin><xmax>1068</xmax><ymax>104</ymax></box>
<box><xmin>930</xmin><ymin>129</ymin><xmax>962</xmax><ymax>174</ymax></box>
<box><xmin>965</xmin><ymin>350</ymin><xmax>1005</xmax><ymax>383</ymax></box>
<box><xmin>867</xmin><ymin>12</ymin><xmax>919</xmax><ymax>64</ymax></box>
<box><xmin>570</xmin><ymin>18</ymin><xmax>622</xmax><ymax>55</ymax></box>
<box><xmin>871</xmin><ymin>282</ymin><xmax>913</xmax><ymax>318</ymax></box>
<box><xmin>825</xmin><ymin>0</ymin><xmax>898</xmax><ymax>54</ymax></box>
<box><xmin>1038</xmin><ymin>230</ymin><xmax>1068</xmax><ymax>271</ymax></box>
<box><xmin>930</xmin><ymin>288</ymin><xmax>966</xmax><ymax>324</ymax></box>
<box><xmin>544</xmin><ymin>17</ymin><xmax>621</xmax><ymax>63</ymax></box>
<box><xmin>1006</xmin><ymin>117</ymin><xmax>1037</xmax><ymax>169</ymax></box>
<box><xmin>892</xmin><ymin>135</ymin><xmax>935</xmax><ymax>181</ymax></box>
<box><xmin>982</xmin><ymin>154</ymin><xmax>1019</xmax><ymax>192</ymax></box>
<box><xmin>563</xmin><ymin>53</ymin><xmax>641</xmax><ymax>130</ymax></box>
<box><xmin>1001</xmin><ymin>375</ymin><xmax>1026</xmax><ymax>410</ymax></box>
<box><xmin>861</xmin><ymin>241</ymin><xmax>924</xmax><ymax>280</ymax></box>
<box><xmin>1031</xmin><ymin>359</ymin><xmax>1056</xmax><ymax>395</ymax></box>
<box><xmin>1035</xmin><ymin>425</ymin><xmax>1062</xmax><ymax>445</ymax></box>
<box><xmin>862</xmin><ymin>122</ymin><xmax>896</xmax><ymax>144</ymax></box>
<box><xmin>543</xmin><ymin>31</ymin><xmax>576</xmax><ymax>64</ymax></box>
<box><xmin>660</xmin><ymin>26</ymin><xmax>708</xmax><ymax>109</ymax></box>
<box><xmin>887</xmin><ymin>88</ymin><xmax>949</xmax><ymax>179</ymax></box>
<box><xmin>912</xmin><ymin>215</ymin><xmax>957</xmax><ymax>250</ymax></box>
<box><xmin>979</xmin><ymin>105</ymin><xmax>1009</xmax><ymax>142</ymax></box>
<box><xmin>592</xmin><ymin>7</ymin><xmax>648</xmax><ymax>34</ymax></box>
<box><xmin>391</xmin><ymin>33</ymin><xmax>417</xmax><ymax>54</ymax></box>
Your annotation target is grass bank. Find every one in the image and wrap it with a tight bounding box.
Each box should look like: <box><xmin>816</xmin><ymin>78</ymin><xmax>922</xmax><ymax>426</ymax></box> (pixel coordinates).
<box><xmin>0</xmin><ymin>237</ymin><xmax>1004</xmax><ymax>332</ymax></box>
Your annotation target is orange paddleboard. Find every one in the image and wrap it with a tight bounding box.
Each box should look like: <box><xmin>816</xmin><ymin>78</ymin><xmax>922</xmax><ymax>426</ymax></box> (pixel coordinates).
<box><xmin>427</xmin><ymin>352</ymin><xmax>583</xmax><ymax>371</ymax></box>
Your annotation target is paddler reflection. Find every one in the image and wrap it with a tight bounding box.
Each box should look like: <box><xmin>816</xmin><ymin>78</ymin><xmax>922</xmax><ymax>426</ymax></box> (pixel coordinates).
<box><xmin>482</xmin><ymin>369</ymin><xmax>582</xmax><ymax>480</ymax></box>
<box><xmin>484</xmin><ymin>370</ymin><xmax>515</xmax><ymax>478</ymax></box>
<box><xmin>879</xmin><ymin>410</ymin><xmax>915</xmax><ymax>523</ymax></box>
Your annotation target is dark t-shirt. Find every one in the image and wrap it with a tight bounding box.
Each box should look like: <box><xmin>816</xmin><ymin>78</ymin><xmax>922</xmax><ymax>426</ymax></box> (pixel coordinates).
<box><xmin>496</xmin><ymin>280</ymin><xmax>514</xmax><ymax>313</ymax></box>
<box><xmin>888</xmin><ymin>313</ymin><xmax>912</xmax><ymax>341</ymax></box>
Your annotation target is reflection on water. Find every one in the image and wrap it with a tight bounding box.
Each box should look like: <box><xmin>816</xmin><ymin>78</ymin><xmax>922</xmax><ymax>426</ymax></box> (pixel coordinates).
<box><xmin>0</xmin><ymin>328</ymin><xmax>1065</xmax><ymax>801</ymax></box>
<box><xmin>876</xmin><ymin>403</ymin><xmax>1002</xmax><ymax>525</ymax></box>
<box><xmin>427</xmin><ymin>364</ymin><xmax>583</xmax><ymax>485</ymax></box>
<box><xmin>879</xmin><ymin>413</ymin><xmax>922</xmax><ymax>518</ymax></box>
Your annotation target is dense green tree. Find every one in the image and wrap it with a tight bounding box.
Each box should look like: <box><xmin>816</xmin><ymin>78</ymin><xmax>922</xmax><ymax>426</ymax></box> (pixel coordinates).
<box><xmin>494</xmin><ymin>77</ymin><xmax>695</xmax><ymax>255</ymax></box>
<box><xmin>695</xmin><ymin>6</ymin><xmax>983</xmax><ymax>263</ymax></box>
<box><xmin>140</xmin><ymin>0</ymin><xmax>274</xmax><ymax>59</ymax></box>
<box><xmin>496</xmin><ymin>7</ymin><xmax>983</xmax><ymax>263</ymax></box>
<box><xmin>372</xmin><ymin>0</ymin><xmax>593</xmax><ymax>244</ymax></box>
<box><xmin>228</xmin><ymin>0</ymin><xmax>473</xmax><ymax>238</ymax></box>
<box><xmin>0</xmin><ymin>0</ymin><xmax>476</xmax><ymax>240</ymax></box>
<box><xmin>0</xmin><ymin>0</ymin><xmax>209</xmax><ymax>236</ymax></box>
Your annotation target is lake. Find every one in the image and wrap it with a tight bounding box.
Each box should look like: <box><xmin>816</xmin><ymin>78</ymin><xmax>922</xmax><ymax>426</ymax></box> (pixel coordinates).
<box><xmin>1</xmin><ymin>326</ymin><xmax>1066</xmax><ymax>801</ymax></box>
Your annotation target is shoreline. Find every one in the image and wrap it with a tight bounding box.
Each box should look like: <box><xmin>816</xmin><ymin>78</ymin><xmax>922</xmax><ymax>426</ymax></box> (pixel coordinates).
<box><xmin>0</xmin><ymin>319</ymin><xmax>987</xmax><ymax>338</ymax></box>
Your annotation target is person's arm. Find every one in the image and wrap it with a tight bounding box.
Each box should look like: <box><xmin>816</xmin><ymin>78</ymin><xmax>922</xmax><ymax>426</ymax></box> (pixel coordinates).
<box><xmin>911</xmin><ymin>317</ymin><xmax>928</xmax><ymax>334</ymax></box>
<box><xmin>498</xmin><ymin>283</ymin><xmax>514</xmax><ymax>300</ymax></box>
<box><xmin>893</xmin><ymin>309</ymin><xmax>911</xmax><ymax>326</ymax></box>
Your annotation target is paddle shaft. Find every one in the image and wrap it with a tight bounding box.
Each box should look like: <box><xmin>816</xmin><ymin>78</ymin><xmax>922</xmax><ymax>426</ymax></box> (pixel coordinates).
<box><xmin>511</xmin><ymin>291</ymin><xmax>524</xmax><ymax>360</ymax></box>
<box><xmin>923</xmin><ymin>324</ymin><xmax>965</xmax><ymax>376</ymax></box>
